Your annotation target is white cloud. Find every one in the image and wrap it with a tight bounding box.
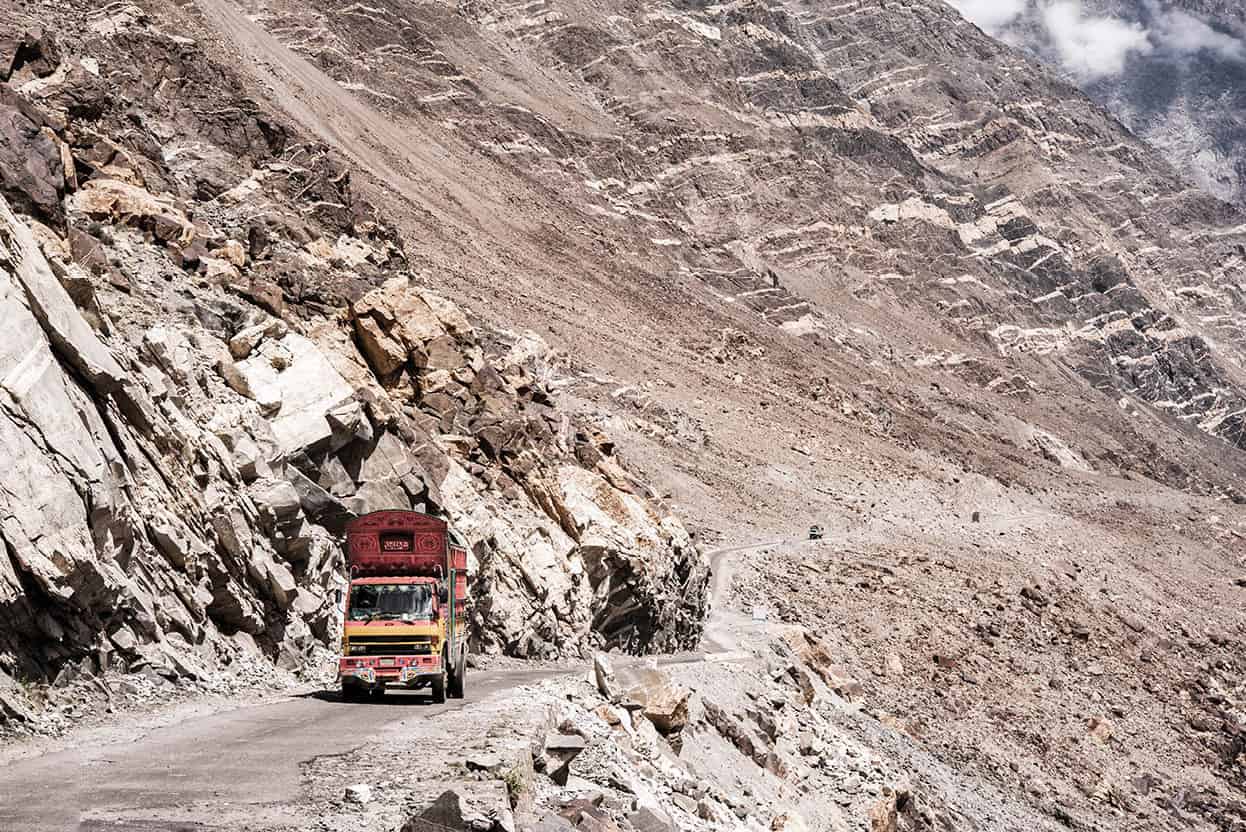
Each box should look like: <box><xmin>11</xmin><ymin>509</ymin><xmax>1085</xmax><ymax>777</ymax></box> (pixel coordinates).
<box><xmin>946</xmin><ymin>0</ymin><xmax>1026</xmax><ymax>34</ymax></box>
<box><xmin>1041</xmin><ymin>1</ymin><xmax>1153</xmax><ymax>81</ymax></box>
<box><xmin>947</xmin><ymin>0</ymin><xmax>1246</xmax><ymax>82</ymax></box>
<box><xmin>1150</xmin><ymin>4</ymin><xmax>1246</xmax><ymax>62</ymax></box>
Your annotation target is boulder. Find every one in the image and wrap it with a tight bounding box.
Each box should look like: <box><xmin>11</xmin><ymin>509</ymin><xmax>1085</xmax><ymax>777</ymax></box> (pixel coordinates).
<box><xmin>0</xmin><ymin>671</ymin><xmax>34</xmax><ymax>724</ymax></box>
<box><xmin>217</xmin><ymin>356</ymin><xmax>281</xmax><ymax>416</ymax></box>
<box><xmin>148</xmin><ymin>522</ymin><xmax>193</xmax><ymax>570</ymax></box>
<box><xmin>326</xmin><ymin>400</ymin><xmax>371</xmax><ymax>450</ymax></box>
<box><xmin>284</xmin><ymin>465</ymin><xmax>350</xmax><ymax>533</ymax></box>
<box><xmin>264</xmin><ymin>559</ymin><xmax>297</xmax><ymax>609</ymax></box>
<box><xmin>66</xmin><ymin>227</ymin><xmax>111</xmax><ymax>276</ymax></box>
<box><xmin>211</xmin><ymin>504</ymin><xmax>254</xmax><ymax>561</ymax></box>
<box><xmin>344</xmin><ymin>784</ymin><xmax>372</xmax><ymax>804</ymax></box>
<box><xmin>622</xmin><ymin>670</ymin><xmax>691</xmax><ymax>735</ymax></box>
<box><xmin>143</xmin><ymin>326</ymin><xmax>195</xmax><ymax>385</ymax></box>
<box><xmin>0</xmin><ymin>87</ymin><xmax>67</xmax><ymax>222</ymax></box>
<box><xmin>353</xmin><ymin>313</ymin><xmax>406</xmax><ymax>381</ymax></box>
<box><xmin>67</xmin><ymin>179</ymin><xmax>195</xmax><ymax>245</ymax></box>
<box><xmin>229</xmin><ymin>318</ymin><xmax>287</xmax><ymax>360</ymax></box>
<box><xmin>539</xmin><ymin>733</ymin><xmax>587</xmax><ymax>786</ymax></box>
<box><xmin>250</xmin><ymin>478</ymin><xmax>302</xmax><ymax>531</ymax></box>
<box><xmin>417</xmin><ymin>334</ymin><xmax>466</xmax><ymax>371</ymax></box>
<box><xmin>592</xmin><ymin>652</ymin><xmax>615</xmax><ymax>699</ymax></box>
<box><xmin>1</xmin><ymin>29</ymin><xmax>62</xmax><ymax>82</ymax></box>
<box><xmin>402</xmin><ymin>790</ymin><xmax>465</xmax><ymax>832</ymax></box>
<box><xmin>351</xmin><ymin>277</ymin><xmax>447</xmax><ymax>361</ymax></box>
<box><xmin>211</xmin><ymin>239</ymin><xmax>247</xmax><ymax>268</ymax></box>
<box><xmin>232</xmin><ymin>333</ymin><xmax>354</xmax><ymax>454</ymax></box>
<box><xmin>419</xmin><ymin>289</ymin><xmax>475</xmax><ymax>340</ymax></box>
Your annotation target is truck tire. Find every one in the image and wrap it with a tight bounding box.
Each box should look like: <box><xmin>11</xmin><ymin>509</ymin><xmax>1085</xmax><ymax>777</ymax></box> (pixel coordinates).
<box><xmin>449</xmin><ymin>650</ymin><xmax>465</xmax><ymax>699</ymax></box>
<box><xmin>341</xmin><ymin>682</ymin><xmax>366</xmax><ymax>702</ymax></box>
<box><xmin>431</xmin><ymin>672</ymin><xmax>446</xmax><ymax>704</ymax></box>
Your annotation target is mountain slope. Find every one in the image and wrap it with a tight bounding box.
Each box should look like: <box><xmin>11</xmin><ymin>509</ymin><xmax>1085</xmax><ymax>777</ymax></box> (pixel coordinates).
<box><xmin>951</xmin><ymin>0</ymin><xmax>1246</xmax><ymax>207</ymax></box>
<box><xmin>0</xmin><ymin>0</ymin><xmax>1243</xmax><ymax>830</ymax></box>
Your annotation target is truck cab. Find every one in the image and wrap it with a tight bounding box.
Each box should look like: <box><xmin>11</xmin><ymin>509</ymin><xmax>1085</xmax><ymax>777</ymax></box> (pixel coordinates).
<box><xmin>338</xmin><ymin>511</ymin><xmax>469</xmax><ymax>702</ymax></box>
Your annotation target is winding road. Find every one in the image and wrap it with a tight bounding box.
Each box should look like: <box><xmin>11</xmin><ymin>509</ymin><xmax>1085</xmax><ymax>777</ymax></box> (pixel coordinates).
<box><xmin>0</xmin><ymin>667</ymin><xmax>556</xmax><ymax>832</ymax></box>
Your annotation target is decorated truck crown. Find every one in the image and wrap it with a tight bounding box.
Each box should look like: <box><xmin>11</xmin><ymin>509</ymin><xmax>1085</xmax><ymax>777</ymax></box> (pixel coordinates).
<box><xmin>345</xmin><ymin>510</ymin><xmax>469</xmax><ymax>580</ymax></box>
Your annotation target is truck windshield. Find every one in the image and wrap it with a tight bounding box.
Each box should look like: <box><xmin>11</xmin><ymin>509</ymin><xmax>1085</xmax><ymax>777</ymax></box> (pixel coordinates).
<box><xmin>348</xmin><ymin>584</ymin><xmax>434</xmax><ymax>622</ymax></box>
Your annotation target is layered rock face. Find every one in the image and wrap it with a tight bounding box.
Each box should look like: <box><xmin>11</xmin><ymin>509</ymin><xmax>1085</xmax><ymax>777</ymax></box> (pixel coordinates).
<box><xmin>194</xmin><ymin>0</ymin><xmax>1246</xmax><ymax>499</ymax></box>
<box><xmin>0</xmin><ymin>14</ymin><xmax>708</xmax><ymax>687</ymax></box>
<box><xmin>951</xmin><ymin>0</ymin><xmax>1246</xmax><ymax>207</ymax></box>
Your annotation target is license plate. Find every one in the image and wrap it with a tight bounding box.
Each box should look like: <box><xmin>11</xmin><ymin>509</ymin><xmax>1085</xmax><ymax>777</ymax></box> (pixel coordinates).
<box><xmin>379</xmin><ymin>658</ymin><xmax>396</xmax><ymax>667</ymax></box>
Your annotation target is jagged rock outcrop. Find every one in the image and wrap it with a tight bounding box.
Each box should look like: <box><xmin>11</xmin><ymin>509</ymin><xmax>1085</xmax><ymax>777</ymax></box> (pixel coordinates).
<box><xmin>0</xmin><ymin>22</ymin><xmax>708</xmax><ymax>687</ymax></box>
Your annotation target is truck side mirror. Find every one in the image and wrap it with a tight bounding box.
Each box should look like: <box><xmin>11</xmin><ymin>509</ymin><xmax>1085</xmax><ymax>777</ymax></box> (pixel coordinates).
<box><xmin>334</xmin><ymin>589</ymin><xmax>343</xmax><ymax>606</ymax></box>
<box><xmin>437</xmin><ymin>583</ymin><xmax>448</xmax><ymax>604</ymax></box>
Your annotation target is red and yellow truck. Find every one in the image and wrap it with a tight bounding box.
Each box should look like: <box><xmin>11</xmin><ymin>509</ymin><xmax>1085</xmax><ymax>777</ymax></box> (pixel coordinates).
<box><xmin>338</xmin><ymin>510</ymin><xmax>470</xmax><ymax>702</ymax></box>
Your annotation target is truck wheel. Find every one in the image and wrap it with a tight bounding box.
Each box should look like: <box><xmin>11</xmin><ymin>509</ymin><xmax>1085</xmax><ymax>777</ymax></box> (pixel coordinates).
<box><xmin>449</xmin><ymin>651</ymin><xmax>466</xmax><ymax>698</ymax></box>
<box><xmin>341</xmin><ymin>682</ymin><xmax>366</xmax><ymax>702</ymax></box>
<box><xmin>431</xmin><ymin>672</ymin><xmax>446</xmax><ymax>704</ymax></box>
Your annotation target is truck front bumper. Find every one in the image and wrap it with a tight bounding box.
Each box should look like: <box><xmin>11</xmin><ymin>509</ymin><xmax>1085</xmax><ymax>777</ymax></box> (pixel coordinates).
<box><xmin>339</xmin><ymin>655</ymin><xmax>441</xmax><ymax>688</ymax></box>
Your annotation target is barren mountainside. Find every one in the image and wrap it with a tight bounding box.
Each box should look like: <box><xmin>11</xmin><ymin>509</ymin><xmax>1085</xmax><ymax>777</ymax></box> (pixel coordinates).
<box><xmin>953</xmin><ymin>0</ymin><xmax>1246</xmax><ymax>207</ymax></box>
<box><xmin>0</xmin><ymin>0</ymin><xmax>1244</xmax><ymax>830</ymax></box>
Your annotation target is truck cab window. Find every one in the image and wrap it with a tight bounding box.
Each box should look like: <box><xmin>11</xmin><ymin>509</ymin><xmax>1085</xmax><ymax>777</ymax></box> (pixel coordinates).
<box><xmin>348</xmin><ymin>584</ymin><xmax>435</xmax><ymax>621</ymax></box>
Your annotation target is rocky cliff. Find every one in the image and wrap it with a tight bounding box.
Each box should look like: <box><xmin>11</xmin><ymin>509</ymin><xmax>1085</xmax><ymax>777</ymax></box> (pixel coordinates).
<box><xmin>951</xmin><ymin>0</ymin><xmax>1246</xmax><ymax>207</ymax></box>
<box><xmin>0</xmin><ymin>17</ymin><xmax>708</xmax><ymax>696</ymax></box>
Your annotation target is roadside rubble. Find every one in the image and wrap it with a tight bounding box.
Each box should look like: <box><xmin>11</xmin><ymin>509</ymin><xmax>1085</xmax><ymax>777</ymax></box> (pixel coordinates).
<box><xmin>298</xmin><ymin>636</ymin><xmax>1068</xmax><ymax>832</ymax></box>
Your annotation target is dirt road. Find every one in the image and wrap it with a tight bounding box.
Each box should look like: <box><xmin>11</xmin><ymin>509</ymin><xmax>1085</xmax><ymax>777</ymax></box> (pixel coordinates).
<box><xmin>0</xmin><ymin>667</ymin><xmax>555</xmax><ymax>832</ymax></box>
<box><xmin>0</xmin><ymin>535</ymin><xmax>769</xmax><ymax>831</ymax></box>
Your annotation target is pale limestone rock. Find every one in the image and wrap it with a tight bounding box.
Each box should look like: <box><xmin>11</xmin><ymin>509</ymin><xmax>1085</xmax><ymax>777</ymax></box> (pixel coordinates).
<box><xmin>333</xmin><ymin>234</ymin><xmax>375</xmax><ymax>268</ymax></box>
<box><xmin>202</xmin><ymin>257</ymin><xmax>241</xmax><ymax>284</ymax></box>
<box><xmin>353</xmin><ymin>314</ymin><xmax>405</xmax><ymax>379</ymax></box>
<box><xmin>67</xmin><ymin>178</ymin><xmax>194</xmax><ymax>245</ymax></box>
<box><xmin>233</xmin><ymin>333</ymin><xmax>353</xmax><ymax>453</ymax></box>
<box><xmin>211</xmin><ymin>239</ymin><xmax>247</xmax><ymax>268</ymax></box>
<box><xmin>419</xmin><ymin>289</ymin><xmax>475</xmax><ymax>340</ymax></box>
<box><xmin>265</xmin><ymin>559</ymin><xmax>298</xmax><ymax>610</ymax></box>
<box><xmin>143</xmin><ymin>326</ymin><xmax>195</xmax><ymax>385</ymax></box>
<box><xmin>229</xmin><ymin>318</ymin><xmax>287</xmax><ymax>360</ymax></box>
<box><xmin>593</xmin><ymin>653</ymin><xmax>616</xmax><ymax>699</ymax></box>
<box><xmin>0</xmin><ymin>198</ymin><xmax>129</xmax><ymax>615</ymax></box>
<box><xmin>1</xmin><ymin>198</ymin><xmax>126</xmax><ymax>392</ymax></box>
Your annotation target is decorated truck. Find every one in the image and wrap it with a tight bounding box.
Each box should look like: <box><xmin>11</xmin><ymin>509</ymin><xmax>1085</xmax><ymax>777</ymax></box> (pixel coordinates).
<box><xmin>338</xmin><ymin>510</ymin><xmax>470</xmax><ymax>702</ymax></box>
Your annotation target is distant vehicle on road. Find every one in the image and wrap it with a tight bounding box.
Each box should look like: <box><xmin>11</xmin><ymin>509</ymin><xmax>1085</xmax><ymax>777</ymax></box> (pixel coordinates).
<box><xmin>338</xmin><ymin>510</ymin><xmax>470</xmax><ymax>703</ymax></box>
<box><xmin>808</xmin><ymin>525</ymin><xmax>824</xmax><ymax>540</ymax></box>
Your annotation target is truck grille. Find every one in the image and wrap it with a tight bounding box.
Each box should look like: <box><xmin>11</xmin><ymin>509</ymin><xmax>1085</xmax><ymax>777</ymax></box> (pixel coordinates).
<box><xmin>348</xmin><ymin>637</ymin><xmax>433</xmax><ymax>656</ymax></box>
